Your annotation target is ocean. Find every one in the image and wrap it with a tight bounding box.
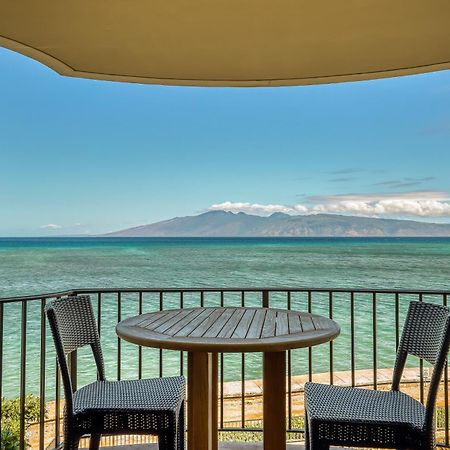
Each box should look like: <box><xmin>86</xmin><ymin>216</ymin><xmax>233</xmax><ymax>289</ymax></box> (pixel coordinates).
<box><xmin>1</xmin><ymin>237</ymin><xmax>450</xmax><ymax>399</ymax></box>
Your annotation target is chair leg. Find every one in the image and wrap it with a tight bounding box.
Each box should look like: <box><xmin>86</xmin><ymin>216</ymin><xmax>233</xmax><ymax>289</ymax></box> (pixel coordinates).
<box><xmin>313</xmin><ymin>444</ymin><xmax>329</xmax><ymax>450</ymax></box>
<box><xmin>89</xmin><ymin>433</ymin><xmax>101</xmax><ymax>450</ymax></box>
<box><xmin>158</xmin><ymin>432</ymin><xmax>177</xmax><ymax>450</ymax></box>
<box><xmin>422</xmin><ymin>431</ymin><xmax>435</xmax><ymax>450</ymax></box>
<box><xmin>309</xmin><ymin>423</ymin><xmax>329</xmax><ymax>450</ymax></box>
<box><xmin>304</xmin><ymin>411</ymin><xmax>310</xmax><ymax>450</ymax></box>
<box><xmin>63</xmin><ymin>434</ymin><xmax>80</xmax><ymax>450</ymax></box>
<box><xmin>178</xmin><ymin>402</ymin><xmax>185</xmax><ymax>450</ymax></box>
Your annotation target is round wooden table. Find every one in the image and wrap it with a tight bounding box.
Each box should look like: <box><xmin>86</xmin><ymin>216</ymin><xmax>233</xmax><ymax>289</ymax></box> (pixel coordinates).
<box><xmin>116</xmin><ymin>306</ymin><xmax>340</xmax><ymax>450</ymax></box>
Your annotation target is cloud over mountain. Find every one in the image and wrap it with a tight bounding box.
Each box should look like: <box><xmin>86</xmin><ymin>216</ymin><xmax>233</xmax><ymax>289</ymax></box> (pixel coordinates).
<box><xmin>209</xmin><ymin>191</ymin><xmax>450</xmax><ymax>219</ymax></box>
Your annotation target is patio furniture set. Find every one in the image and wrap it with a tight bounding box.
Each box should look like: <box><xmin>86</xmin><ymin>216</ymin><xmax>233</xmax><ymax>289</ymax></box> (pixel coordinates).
<box><xmin>46</xmin><ymin>296</ymin><xmax>450</xmax><ymax>450</ymax></box>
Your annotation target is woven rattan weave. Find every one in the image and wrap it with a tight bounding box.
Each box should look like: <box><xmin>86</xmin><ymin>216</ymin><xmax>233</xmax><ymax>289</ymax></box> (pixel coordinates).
<box><xmin>46</xmin><ymin>295</ymin><xmax>185</xmax><ymax>450</ymax></box>
<box><xmin>304</xmin><ymin>300</ymin><xmax>450</xmax><ymax>450</ymax></box>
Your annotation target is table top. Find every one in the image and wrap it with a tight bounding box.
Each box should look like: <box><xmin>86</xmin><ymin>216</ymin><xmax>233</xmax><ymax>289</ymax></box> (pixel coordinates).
<box><xmin>116</xmin><ymin>307</ymin><xmax>340</xmax><ymax>353</ymax></box>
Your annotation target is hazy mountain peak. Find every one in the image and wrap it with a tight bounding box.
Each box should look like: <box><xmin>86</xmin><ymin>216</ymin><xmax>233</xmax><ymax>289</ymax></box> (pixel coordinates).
<box><xmin>202</xmin><ymin>210</ymin><xmax>234</xmax><ymax>216</ymax></box>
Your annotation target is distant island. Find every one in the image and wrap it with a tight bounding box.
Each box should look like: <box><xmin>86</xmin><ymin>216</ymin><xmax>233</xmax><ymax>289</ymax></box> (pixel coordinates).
<box><xmin>104</xmin><ymin>211</ymin><xmax>450</xmax><ymax>237</ymax></box>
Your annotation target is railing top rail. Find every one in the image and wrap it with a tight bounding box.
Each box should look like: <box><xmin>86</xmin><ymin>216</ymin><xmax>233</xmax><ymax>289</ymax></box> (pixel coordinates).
<box><xmin>0</xmin><ymin>289</ymin><xmax>75</xmax><ymax>304</ymax></box>
<box><xmin>0</xmin><ymin>286</ymin><xmax>449</xmax><ymax>304</ymax></box>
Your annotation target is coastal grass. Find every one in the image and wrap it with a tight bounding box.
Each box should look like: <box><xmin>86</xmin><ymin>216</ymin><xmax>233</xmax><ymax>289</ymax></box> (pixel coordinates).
<box><xmin>220</xmin><ymin>417</ymin><xmax>305</xmax><ymax>442</ymax></box>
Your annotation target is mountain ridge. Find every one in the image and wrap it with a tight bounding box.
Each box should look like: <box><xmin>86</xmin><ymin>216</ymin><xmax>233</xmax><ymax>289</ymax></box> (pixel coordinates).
<box><xmin>103</xmin><ymin>211</ymin><xmax>450</xmax><ymax>237</ymax></box>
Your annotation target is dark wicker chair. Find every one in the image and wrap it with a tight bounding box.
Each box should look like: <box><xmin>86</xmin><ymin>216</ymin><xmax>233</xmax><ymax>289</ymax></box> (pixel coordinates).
<box><xmin>46</xmin><ymin>295</ymin><xmax>185</xmax><ymax>450</ymax></box>
<box><xmin>304</xmin><ymin>300</ymin><xmax>450</xmax><ymax>450</ymax></box>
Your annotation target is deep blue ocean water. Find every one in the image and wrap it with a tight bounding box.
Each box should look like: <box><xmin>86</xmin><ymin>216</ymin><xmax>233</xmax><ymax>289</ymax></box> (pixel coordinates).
<box><xmin>1</xmin><ymin>237</ymin><xmax>449</xmax><ymax>398</ymax></box>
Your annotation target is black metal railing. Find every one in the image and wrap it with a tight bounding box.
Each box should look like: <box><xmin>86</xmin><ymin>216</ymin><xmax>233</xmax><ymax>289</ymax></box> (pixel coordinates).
<box><xmin>0</xmin><ymin>287</ymin><xmax>449</xmax><ymax>449</ymax></box>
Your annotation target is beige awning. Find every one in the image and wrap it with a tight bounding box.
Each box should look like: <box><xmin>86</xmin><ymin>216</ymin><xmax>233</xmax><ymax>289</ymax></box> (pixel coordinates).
<box><xmin>1</xmin><ymin>1</ymin><xmax>449</xmax><ymax>87</ymax></box>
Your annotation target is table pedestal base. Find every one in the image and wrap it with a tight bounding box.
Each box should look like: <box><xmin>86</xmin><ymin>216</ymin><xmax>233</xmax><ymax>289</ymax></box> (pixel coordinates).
<box><xmin>188</xmin><ymin>352</ymin><xmax>218</xmax><ymax>450</ymax></box>
<box><xmin>263</xmin><ymin>351</ymin><xmax>287</xmax><ymax>450</ymax></box>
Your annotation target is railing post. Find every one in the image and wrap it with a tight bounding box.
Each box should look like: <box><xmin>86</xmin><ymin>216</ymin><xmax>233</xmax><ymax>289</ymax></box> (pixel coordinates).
<box><xmin>262</xmin><ymin>290</ymin><xmax>269</xmax><ymax>308</ymax></box>
<box><xmin>0</xmin><ymin>302</ymin><xmax>3</xmax><ymax>442</ymax></box>
<box><xmin>138</xmin><ymin>291</ymin><xmax>143</xmax><ymax>380</ymax></box>
<box><xmin>372</xmin><ymin>292</ymin><xmax>377</xmax><ymax>390</ymax></box>
<box><xmin>39</xmin><ymin>298</ymin><xmax>46</xmax><ymax>450</ymax></box>
<box><xmin>117</xmin><ymin>291</ymin><xmax>122</xmax><ymax>381</ymax></box>
<box><xmin>444</xmin><ymin>293</ymin><xmax>449</xmax><ymax>445</ymax></box>
<box><xmin>19</xmin><ymin>301</ymin><xmax>27</xmax><ymax>450</ymax></box>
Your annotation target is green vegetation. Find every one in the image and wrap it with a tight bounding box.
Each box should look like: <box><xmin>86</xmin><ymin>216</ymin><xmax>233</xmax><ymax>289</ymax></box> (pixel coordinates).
<box><xmin>0</xmin><ymin>427</ymin><xmax>20</xmax><ymax>450</ymax></box>
<box><xmin>219</xmin><ymin>416</ymin><xmax>305</xmax><ymax>443</ymax></box>
<box><xmin>1</xmin><ymin>395</ymin><xmax>44</xmax><ymax>449</ymax></box>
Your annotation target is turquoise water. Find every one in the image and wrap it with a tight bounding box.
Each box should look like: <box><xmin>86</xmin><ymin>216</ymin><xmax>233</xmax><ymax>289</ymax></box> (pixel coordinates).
<box><xmin>1</xmin><ymin>237</ymin><xmax>450</xmax><ymax>399</ymax></box>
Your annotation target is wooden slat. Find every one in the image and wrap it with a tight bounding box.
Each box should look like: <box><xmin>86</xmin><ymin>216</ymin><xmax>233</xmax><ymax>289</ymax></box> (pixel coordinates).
<box><xmin>261</xmin><ymin>309</ymin><xmax>277</xmax><ymax>338</ymax></box>
<box><xmin>190</xmin><ymin>308</ymin><xmax>225</xmax><ymax>337</ymax></box>
<box><xmin>136</xmin><ymin>311</ymin><xmax>167</xmax><ymax>327</ymax></box>
<box><xmin>164</xmin><ymin>309</ymin><xmax>205</xmax><ymax>336</ymax></box>
<box><xmin>175</xmin><ymin>308</ymin><xmax>215</xmax><ymax>337</ymax></box>
<box><xmin>217</xmin><ymin>309</ymin><xmax>246</xmax><ymax>338</ymax></box>
<box><xmin>153</xmin><ymin>309</ymin><xmax>195</xmax><ymax>333</ymax></box>
<box><xmin>276</xmin><ymin>311</ymin><xmax>289</xmax><ymax>336</ymax></box>
<box><xmin>311</xmin><ymin>316</ymin><xmax>331</xmax><ymax>330</ymax></box>
<box><xmin>141</xmin><ymin>310</ymin><xmax>179</xmax><ymax>329</ymax></box>
<box><xmin>275</xmin><ymin>311</ymin><xmax>289</xmax><ymax>336</ymax></box>
<box><xmin>300</xmin><ymin>314</ymin><xmax>315</xmax><ymax>332</ymax></box>
<box><xmin>246</xmin><ymin>309</ymin><xmax>267</xmax><ymax>338</ymax></box>
<box><xmin>288</xmin><ymin>312</ymin><xmax>302</xmax><ymax>334</ymax></box>
<box><xmin>232</xmin><ymin>308</ymin><xmax>256</xmax><ymax>338</ymax></box>
<box><xmin>203</xmin><ymin>308</ymin><xmax>236</xmax><ymax>338</ymax></box>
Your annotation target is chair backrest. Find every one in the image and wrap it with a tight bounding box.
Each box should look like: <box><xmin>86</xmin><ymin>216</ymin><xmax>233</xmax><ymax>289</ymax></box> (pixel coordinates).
<box><xmin>46</xmin><ymin>295</ymin><xmax>105</xmax><ymax>414</ymax></box>
<box><xmin>392</xmin><ymin>300</ymin><xmax>450</xmax><ymax>428</ymax></box>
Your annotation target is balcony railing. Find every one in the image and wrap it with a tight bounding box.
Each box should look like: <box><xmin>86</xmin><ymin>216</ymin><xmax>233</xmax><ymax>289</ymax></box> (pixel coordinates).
<box><xmin>1</xmin><ymin>287</ymin><xmax>449</xmax><ymax>449</ymax></box>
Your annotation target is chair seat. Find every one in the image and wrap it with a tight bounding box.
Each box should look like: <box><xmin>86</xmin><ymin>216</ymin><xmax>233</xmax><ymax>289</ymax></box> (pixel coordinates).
<box><xmin>304</xmin><ymin>382</ymin><xmax>427</xmax><ymax>448</ymax></box>
<box><xmin>72</xmin><ymin>376</ymin><xmax>185</xmax><ymax>435</ymax></box>
<box><xmin>305</xmin><ymin>382</ymin><xmax>426</xmax><ymax>430</ymax></box>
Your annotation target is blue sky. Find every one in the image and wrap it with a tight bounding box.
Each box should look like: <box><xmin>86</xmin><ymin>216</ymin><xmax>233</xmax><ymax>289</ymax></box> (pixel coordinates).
<box><xmin>0</xmin><ymin>47</ymin><xmax>450</xmax><ymax>236</ymax></box>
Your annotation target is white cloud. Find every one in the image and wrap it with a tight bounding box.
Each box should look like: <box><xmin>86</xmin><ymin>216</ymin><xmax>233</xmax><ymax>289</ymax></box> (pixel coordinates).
<box><xmin>209</xmin><ymin>191</ymin><xmax>450</xmax><ymax>219</ymax></box>
<box><xmin>40</xmin><ymin>223</ymin><xmax>62</xmax><ymax>229</ymax></box>
<box><xmin>311</xmin><ymin>199</ymin><xmax>450</xmax><ymax>217</ymax></box>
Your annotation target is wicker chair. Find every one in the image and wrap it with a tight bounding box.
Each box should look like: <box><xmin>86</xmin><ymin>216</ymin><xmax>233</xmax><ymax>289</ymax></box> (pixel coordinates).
<box><xmin>304</xmin><ymin>300</ymin><xmax>450</xmax><ymax>450</ymax></box>
<box><xmin>46</xmin><ymin>295</ymin><xmax>185</xmax><ymax>450</ymax></box>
